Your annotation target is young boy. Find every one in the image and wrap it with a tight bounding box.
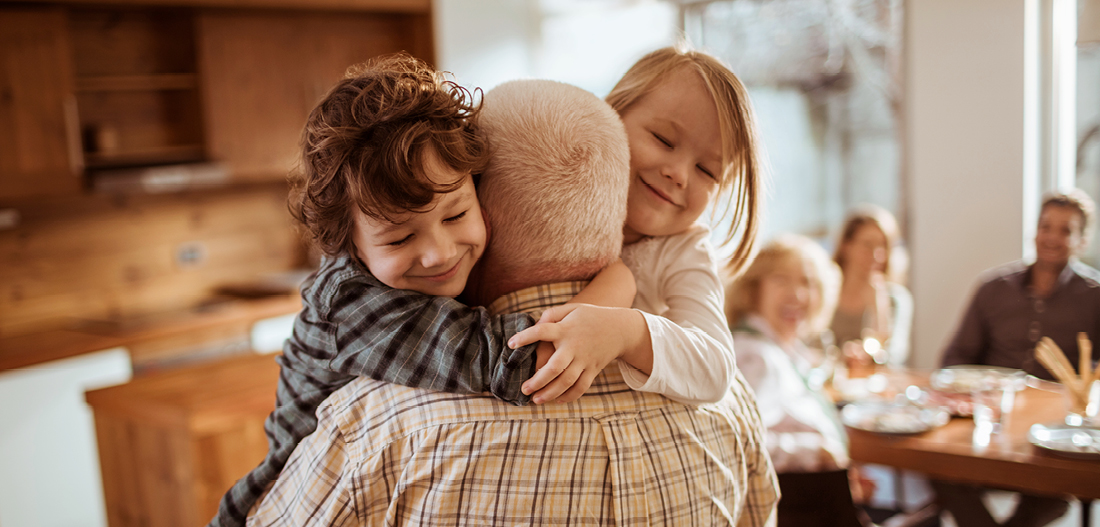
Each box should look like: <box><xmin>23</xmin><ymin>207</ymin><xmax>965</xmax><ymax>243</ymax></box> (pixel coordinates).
<box><xmin>210</xmin><ymin>54</ymin><xmax>633</xmax><ymax>527</ymax></box>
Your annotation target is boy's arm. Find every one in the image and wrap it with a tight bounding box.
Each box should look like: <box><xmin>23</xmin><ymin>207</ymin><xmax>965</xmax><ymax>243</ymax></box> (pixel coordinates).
<box><xmin>566</xmin><ymin>259</ymin><xmax>636</xmax><ymax>308</ymax></box>
<box><xmin>320</xmin><ymin>278</ymin><xmax>538</xmax><ymax>405</ymax></box>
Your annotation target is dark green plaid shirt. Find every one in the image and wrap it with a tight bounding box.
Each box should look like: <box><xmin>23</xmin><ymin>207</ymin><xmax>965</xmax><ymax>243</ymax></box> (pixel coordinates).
<box><xmin>210</xmin><ymin>254</ymin><xmax>538</xmax><ymax>527</ymax></box>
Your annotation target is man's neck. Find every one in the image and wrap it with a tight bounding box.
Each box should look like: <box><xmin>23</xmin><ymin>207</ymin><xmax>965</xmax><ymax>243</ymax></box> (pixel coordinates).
<box><xmin>1030</xmin><ymin>260</ymin><xmax>1068</xmax><ymax>298</ymax></box>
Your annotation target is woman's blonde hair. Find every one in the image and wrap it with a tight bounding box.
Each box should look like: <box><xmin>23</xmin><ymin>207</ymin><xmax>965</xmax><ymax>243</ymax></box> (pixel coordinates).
<box><xmin>726</xmin><ymin>234</ymin><xmax>840</xmax><ymax>336</ymax></box>
<box><xmin>606</xmin><ymin>44</ymin><xmax>764</xmax><ymax>277</ymax></box>
<box><xmin>833</xmin><ymin>204</ymin><xmax>905</xmax><ymax>283</ymax></box>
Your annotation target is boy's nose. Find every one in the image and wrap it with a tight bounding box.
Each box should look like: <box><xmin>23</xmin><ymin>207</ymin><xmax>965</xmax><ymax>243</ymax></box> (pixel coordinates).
<box><xmin>420</xmin><ymin>236</ymin><xmax>457</xmax><ymax>269</ymax></box>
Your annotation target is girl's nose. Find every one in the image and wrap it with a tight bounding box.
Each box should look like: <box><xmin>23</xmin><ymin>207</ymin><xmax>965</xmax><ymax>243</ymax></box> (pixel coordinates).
<box><xmin>662</xmin><ymin>159</ymin><xmax>689</xmax><ymax>188</ymax></box>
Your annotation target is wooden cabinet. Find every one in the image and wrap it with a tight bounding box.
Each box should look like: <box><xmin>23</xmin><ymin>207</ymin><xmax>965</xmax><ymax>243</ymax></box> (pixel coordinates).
<box><xmin>197</xmin><ymin>10</ymin><xmax>434</xmax><ymax>181</ymax></box>
<box><xmin>86</xmin><ymin>353</ymin><xmax>280</xmax><ymax>527</ymax></box>
<box><xmin>0</xmin><ymin>7</ymin><xmax>82</xmax><ymax>200</ymax></box>
<box><xmin>69</xmin><ymin>8</ymin><xmax>207</xmax><ymax>170</ymax></box>
<box><xmin>0</xmin><ymin>2</ymin><xmax>435</xmax><ymax>197</ymax></box>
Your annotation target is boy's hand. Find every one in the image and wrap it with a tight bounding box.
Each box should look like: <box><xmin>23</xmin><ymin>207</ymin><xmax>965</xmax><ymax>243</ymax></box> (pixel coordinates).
<box><xmin>512</xmin><ymin>304</ymin><xmax>644</xmax><ymax>404</ymax></box>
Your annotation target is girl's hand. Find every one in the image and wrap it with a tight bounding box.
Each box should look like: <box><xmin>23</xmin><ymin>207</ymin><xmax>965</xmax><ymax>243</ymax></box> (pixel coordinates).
<box><xmin>511</xmin><ymin>304</ymin><xmax>648</xmax><ymax>404</ymax></box>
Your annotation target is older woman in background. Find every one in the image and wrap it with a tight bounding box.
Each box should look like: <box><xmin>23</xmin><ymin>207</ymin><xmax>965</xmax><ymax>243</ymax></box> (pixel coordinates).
<box><xmin>831</xmin><ymin>205</ymin><xmax>913</xmax><ymax>367</ymax></box>
<box><xmin>726</xmin><ymin>234</ymin><xmax>868</xmax><ymax>527</ymax></box>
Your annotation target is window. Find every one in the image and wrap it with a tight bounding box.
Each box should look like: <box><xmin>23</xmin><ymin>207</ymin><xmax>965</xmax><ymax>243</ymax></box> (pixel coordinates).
<box><xmin>685</xmin><ymin>0</ymin><xmax>904</xmax><ymax>258</ymax></box>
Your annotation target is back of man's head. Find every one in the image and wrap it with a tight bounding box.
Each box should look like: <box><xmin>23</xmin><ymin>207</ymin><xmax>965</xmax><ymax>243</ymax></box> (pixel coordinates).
<box><xmin>472</xmin><ymin>79</ymin><xmax>630</xmax><ymax>305</ymax></box>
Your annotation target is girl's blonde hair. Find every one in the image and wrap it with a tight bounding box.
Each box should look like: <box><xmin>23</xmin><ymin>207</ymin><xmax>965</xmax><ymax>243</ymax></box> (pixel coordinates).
<box><xmin>725</xmin><ymin>234</ymin><xmax>840</xmax><ymax>337</ymax></box>
<box><xmin>606</xmin><ymin>44</ymin><xmax>763</xmax><ymax>277</ymax></box>
<box><xmin>833</xmin><ymin>204</ymin><xmax>905</xmax><ymax>284</ymax></box>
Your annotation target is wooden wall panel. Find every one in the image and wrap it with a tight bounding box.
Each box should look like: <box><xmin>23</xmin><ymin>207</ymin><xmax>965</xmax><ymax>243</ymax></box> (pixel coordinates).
<box><xmin>197</xmin><ymin>10</ymin><xmax>431</xmax><ymax>181</ymax></box>
<box><xmin>0</xmin><ymin>185</ymin><xmax>303</xmax><ymax>337</ymax></box>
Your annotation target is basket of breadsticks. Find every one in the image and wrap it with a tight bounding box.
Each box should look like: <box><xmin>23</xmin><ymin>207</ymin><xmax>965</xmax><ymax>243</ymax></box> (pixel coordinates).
<box><xmin>1034</xmin><ymin>334</ymin><xmax>1100</xmax><ymax>425</ymax></box>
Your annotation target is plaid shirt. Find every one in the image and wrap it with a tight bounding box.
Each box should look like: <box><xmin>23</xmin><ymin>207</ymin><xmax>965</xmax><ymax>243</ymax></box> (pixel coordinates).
<box><xmin>248</xmin><ymin>282</ymin><xmax>779</xmax><ymax>526</ymax></box>
<box><xmin>211</xmin><ymin>255</ymin><xmax>538</xmax><ymax>527</ymax></box>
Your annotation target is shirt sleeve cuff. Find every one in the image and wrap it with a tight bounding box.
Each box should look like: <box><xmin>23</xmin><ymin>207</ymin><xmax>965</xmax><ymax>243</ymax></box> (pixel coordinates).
<box><xmin>617</xmin><ymin>310</ymin><xmax>669</xmax><ymax>392</ymax></box>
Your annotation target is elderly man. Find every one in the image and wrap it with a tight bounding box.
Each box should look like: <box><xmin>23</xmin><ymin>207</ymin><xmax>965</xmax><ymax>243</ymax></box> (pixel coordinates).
<box><xmin>248</xmin><ymin>79</ymin><xmax>777</xmax><ymax>526</ymax></box>
<box><xmin>934</xmin><ymin>190</ymin><xmax>1100</xmax><ymax>527</ymax></box>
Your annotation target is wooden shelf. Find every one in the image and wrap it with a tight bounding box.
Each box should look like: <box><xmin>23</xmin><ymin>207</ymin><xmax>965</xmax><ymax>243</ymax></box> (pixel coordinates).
<box><xmin>85</xmin><ymin>144</ymin><xmax>205</xmax><ymax>168</ymax></box>
<box><xmin>76</xmin><ymin>73</ymin><xmax>198</xmax><ymax>92</ymax></box>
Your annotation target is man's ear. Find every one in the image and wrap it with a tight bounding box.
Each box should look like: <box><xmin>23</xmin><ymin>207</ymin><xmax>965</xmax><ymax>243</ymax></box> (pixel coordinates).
<box><xmin>481</xmin><ymin>206</ymin><xmax>492</xmax><ymax>244</ymax></box>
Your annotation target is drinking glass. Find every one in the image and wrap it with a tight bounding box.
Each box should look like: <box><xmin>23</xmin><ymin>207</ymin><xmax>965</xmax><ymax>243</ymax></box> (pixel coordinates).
<box><xmin>972</xmin><ymin>373</ymin><xmax>1018</xmax><ymax>435</ymax></box>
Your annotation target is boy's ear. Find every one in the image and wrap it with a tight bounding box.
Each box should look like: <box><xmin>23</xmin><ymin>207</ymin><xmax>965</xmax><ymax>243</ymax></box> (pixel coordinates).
<box><xmin>481</xmin><ymin>206</ymin><xmax>492</xmax><ymax>243</ymax></box>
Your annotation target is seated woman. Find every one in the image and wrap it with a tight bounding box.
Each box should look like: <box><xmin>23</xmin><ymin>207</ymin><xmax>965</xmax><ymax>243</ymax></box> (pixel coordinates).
<box><xmin>831</xmin><ymin>204</ymin><xmax>913</xmax><ymax>367</ymax></box>
<box><xmin>726</xmin><ymin>234</ymin><xmax>867</xmax><ymax>527</ymax></box>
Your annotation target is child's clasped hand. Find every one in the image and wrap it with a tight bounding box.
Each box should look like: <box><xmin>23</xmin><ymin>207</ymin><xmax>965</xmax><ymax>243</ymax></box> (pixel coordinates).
<box><xmin>511</xmin><ymin>304</ymin><xmax>648</xmax><ymax>404</ymax></box>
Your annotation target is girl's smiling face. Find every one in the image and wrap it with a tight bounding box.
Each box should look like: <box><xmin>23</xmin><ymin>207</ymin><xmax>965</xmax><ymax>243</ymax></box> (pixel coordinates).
<box><xmin>620</xmin><ymin>66</ymin><xmax>723</xmax><ymax>244</ymax></box>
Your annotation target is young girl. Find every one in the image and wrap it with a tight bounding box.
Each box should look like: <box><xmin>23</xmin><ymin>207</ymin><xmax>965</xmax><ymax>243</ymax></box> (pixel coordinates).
<box><xmin>512</xmin><ymin>45</ymin><xmax>763</xmax><ymax>405</ymax></box>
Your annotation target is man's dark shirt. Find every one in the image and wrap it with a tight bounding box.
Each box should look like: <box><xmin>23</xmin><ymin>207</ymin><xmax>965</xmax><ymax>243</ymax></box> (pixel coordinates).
<box><xmin>941</xmin><ymin>260</ymin><xmax>1100</xmax><ymax>379</ymax></box>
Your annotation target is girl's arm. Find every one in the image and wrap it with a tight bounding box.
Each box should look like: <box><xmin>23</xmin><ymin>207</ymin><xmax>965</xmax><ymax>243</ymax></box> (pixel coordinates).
<box><xmin>514</xmin><ymin>226</ymin><xmax>736</xmax><ymax>405</ymax></box>
<box><xmin>567</xmin><ymin>258</ymin><xmax>636</xmax><ymax>308</ymax></box>
<box><xmin>527</xmin><ymin>259</ymin><xmax>637</xmax><ymax>385</ymax></box>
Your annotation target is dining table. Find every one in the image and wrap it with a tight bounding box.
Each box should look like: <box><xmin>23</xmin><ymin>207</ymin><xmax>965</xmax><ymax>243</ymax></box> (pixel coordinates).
<box><xmin>837</xmin><ymin>368</ymin><xmax>1100</xmax><ymax>526</ymax></box>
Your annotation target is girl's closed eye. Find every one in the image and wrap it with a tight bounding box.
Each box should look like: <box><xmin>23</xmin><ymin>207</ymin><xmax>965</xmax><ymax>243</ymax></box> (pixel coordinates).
<box><xmin>443</xmin><ymin>210</ymin><xmax>467</xmax><ymax>223</ymax></box>
<box><xmin>697</xmin><ymin>164</ymin><xmax>716</xmax><ymax>180</ymax></box>
<box><xmin>652</xmin><ymin>132</ymin><xmax>673</xmax><ymax>148</ymax></box>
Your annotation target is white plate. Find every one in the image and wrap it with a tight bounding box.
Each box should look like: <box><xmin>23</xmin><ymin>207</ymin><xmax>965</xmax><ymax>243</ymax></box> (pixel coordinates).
<box><xmin>841</xmin><ymin>402</ymin><xmax>950</xmax><ymax>435</ymax></box>
<box><xmin>930</xmin><ymin>365</ymin><xmax>1025</xmax><ymax>394</ymax></box>
<box><xmin>1028</xmin><ymin>423</ymin><xmax>1100</xmax><ymax>460</ymax></box>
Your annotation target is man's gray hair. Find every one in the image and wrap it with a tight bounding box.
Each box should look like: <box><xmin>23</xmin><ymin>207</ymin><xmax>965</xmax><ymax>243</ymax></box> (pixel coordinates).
<box><xmin>475</xmin><ymin>79</ymin><xmax>630</xmax><ymax>301</ymax></box>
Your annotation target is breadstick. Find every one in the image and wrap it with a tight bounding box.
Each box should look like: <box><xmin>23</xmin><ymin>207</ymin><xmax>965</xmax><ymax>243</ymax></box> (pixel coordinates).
<box><xmin>1037</xmin><ymin>338</ymin><xmax>1078</xmax><ymax>384</ymax></box>
<box><xmin>1036</xmin><ymin>349</ymin><xmax>1075</xmax><ymax>388</ymax></box>
<box><xmin>1037</xmin><ymin>338</ymin><xmax>1087</xmax><ymax>408</ymax></box>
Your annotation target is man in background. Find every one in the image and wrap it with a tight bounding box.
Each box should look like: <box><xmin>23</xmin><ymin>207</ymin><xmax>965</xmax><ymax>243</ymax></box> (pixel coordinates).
<box><xmin>935</xmin><ymin>189</ymin><xmax>1100</xmax><ymax>527</ymax></box>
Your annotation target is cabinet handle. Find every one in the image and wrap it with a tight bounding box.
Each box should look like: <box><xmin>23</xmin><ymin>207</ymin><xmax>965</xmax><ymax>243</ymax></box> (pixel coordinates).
<box><xmin>63</xmin><ymin>95</ymin><xmax>84</xmax><ymax>176</ymax></box>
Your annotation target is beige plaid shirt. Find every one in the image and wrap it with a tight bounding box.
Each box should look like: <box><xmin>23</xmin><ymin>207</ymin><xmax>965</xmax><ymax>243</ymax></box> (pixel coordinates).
<box><xmin>248</xmin><ymin>282</ymin><xmax>778</xmax><ymax>526</ymax></box>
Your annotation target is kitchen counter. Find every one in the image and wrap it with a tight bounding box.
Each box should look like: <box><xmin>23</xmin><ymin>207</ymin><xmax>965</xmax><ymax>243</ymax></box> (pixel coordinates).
<box><xmin>0</xmin><ymin>294</ymin><xmax>301</xmax><ymax>372</ymax></box>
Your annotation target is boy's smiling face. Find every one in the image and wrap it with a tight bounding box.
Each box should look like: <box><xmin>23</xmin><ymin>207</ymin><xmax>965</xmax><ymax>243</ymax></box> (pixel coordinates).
<box><xmin>352</xmin><ymin>171</ymin><xmax>486</xmax><ymax>298</ymax></box>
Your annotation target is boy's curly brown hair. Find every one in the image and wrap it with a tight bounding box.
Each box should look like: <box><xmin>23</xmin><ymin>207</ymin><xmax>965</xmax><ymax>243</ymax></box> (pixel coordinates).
<box><xmin>289</xmin><ymin>53</ymin><xmax>489</xmax><ymax>257</ymax></box>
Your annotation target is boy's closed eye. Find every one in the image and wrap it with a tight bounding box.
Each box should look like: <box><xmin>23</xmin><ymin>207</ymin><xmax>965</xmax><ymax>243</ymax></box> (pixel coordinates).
<box><xmin>443</xmin><ymin>210</ymin><xmax>467</xmax><ymax>223</ymax></box>
<box><xmin>386</xmin><ymin>234</ymin><xmax>412</xmax><ymax>247</ymax></box>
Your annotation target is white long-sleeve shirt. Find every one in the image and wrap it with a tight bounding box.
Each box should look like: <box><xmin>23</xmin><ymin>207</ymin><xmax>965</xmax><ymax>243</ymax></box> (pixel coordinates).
<box><xmin>617</xmin><ymin>223</ymin><xmax>737</xmax><ymax>405</ymax></box>
<box><xmin>733</xmin><ymin>315</ymin><xmax>849</xmax><ymax>473</ymax></box>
